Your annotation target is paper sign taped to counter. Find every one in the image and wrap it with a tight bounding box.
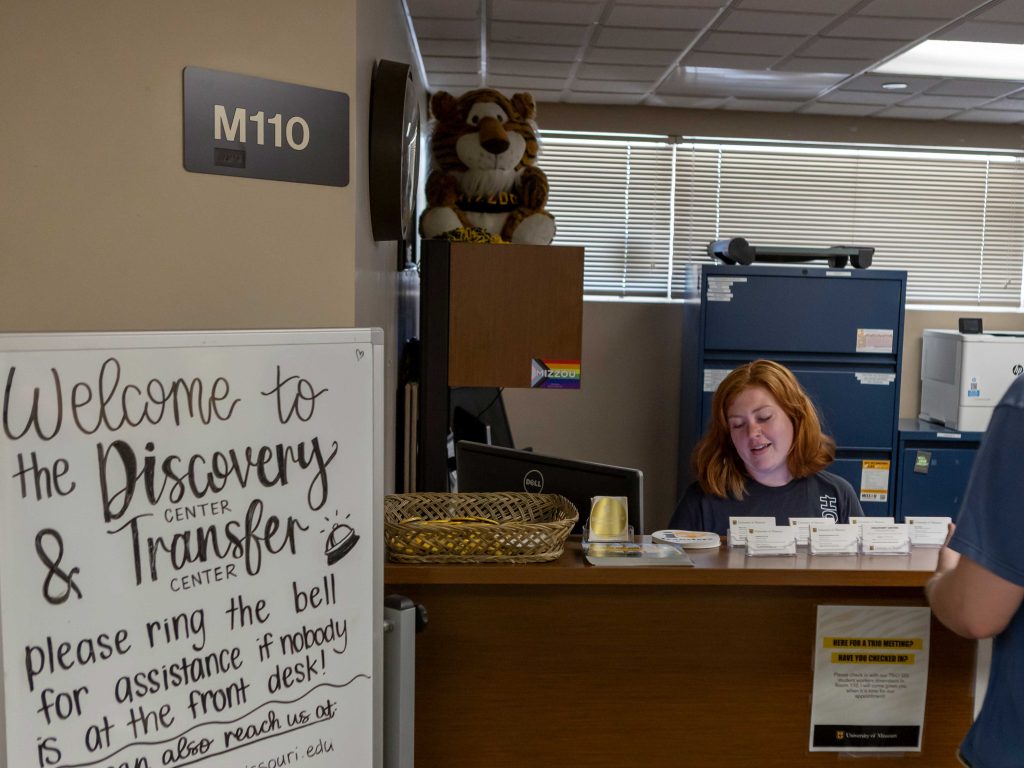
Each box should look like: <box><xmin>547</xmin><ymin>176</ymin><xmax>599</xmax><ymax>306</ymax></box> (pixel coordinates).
<box><xmin>810</xmin><ymin>605</ymin><xmax>930</xmax><ymax>752</ymax></box>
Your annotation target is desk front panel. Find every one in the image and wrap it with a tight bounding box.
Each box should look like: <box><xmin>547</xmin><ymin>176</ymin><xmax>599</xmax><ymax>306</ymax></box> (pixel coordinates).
<box><xmin>385</xmin><ymin>575</ymin><xmax>974</xmax><ymax>768</ymax></box>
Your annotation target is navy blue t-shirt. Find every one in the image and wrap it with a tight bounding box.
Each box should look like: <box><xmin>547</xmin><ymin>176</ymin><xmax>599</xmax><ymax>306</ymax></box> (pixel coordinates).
<box><xmin>951</xmin><ymin>375</ymin><xmax>1024</xmax><ymax>768</ymax></box>
<box><xmin>669</xmin><ymin>471</ymin><xmax>861</xmax><ymax>535</ymax></box>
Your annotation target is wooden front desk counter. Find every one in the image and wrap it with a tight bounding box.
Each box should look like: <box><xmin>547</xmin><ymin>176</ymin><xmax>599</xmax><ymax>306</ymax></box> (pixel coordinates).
<box><xmin>385</xmin><ymin>541</ymin><xmax>976</xmax><ymax>768</ymax></box>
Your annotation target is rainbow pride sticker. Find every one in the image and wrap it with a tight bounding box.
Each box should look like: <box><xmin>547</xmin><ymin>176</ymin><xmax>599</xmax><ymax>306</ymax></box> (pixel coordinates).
<box><xmin>531</xmin><ymin>358</ymin><xmax>581</xmax><ymax>389</ymax></box>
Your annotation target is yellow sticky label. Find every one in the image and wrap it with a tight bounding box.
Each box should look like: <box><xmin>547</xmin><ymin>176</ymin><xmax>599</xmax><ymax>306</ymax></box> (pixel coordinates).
<box><xmin>824</xmin><ymin>636</ymin><xmax>923</xmax><ymax>650</ymax></box>
<box><xmin>831</xmin><ymin>653</ymin><xmax>915</xmax><ymax>664</ymax></box>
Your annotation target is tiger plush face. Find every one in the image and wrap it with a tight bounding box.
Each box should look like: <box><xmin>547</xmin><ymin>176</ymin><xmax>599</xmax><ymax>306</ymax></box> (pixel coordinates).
<box><xmin>420</xmin><ymin>88</ymin><xmax>555</xmax><ymax>245</ymax></box>
<box><xmin>430</xmin><ymin>89</ymin><xmax>539</xmax><ymax>179</ymax></box>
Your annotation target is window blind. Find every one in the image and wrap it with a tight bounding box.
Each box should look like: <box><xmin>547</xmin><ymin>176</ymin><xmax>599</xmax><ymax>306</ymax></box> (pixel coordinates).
<box><xmin>541</xmin><ymin>134</ymin><xmax>1024</xmax><ymax>307</ymax></box>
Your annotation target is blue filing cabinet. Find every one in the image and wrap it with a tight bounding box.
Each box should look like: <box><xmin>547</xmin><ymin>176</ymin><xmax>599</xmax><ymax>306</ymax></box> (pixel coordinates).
<box><xmin>680</xmin><ymin>264</ymin><xmax>907</xmax><ymax>516</ymax></box>
<box><xmin>895</xmin><ymin>419</ymin><xmax>982</xmax><ymax>522</ymax></box>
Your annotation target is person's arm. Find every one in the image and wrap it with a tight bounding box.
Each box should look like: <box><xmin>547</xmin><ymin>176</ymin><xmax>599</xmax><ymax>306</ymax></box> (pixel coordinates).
<box><xmin>927</xmin><ymin>533</ymin><xmax>1024</xmax><ymax>639</ymax></box>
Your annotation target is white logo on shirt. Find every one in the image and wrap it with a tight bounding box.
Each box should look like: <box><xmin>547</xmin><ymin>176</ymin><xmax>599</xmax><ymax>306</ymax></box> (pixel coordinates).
<box><xmin>819</xmin><ymin>494</ymin><xmax>838</xmax><ymax>521</ymax></box>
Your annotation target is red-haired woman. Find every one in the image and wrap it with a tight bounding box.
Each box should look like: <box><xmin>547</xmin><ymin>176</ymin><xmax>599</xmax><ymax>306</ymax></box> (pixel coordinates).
<box><xmin>670</xmin><ymin>359</ymin><xmax>862</xmax><ymax>534</ymax></box>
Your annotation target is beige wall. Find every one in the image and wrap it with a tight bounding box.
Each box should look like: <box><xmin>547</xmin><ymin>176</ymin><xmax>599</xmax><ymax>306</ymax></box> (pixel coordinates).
<box><xmin>0</xmin><ymin>0</ymin><xmax>420</xmax><ymax>491</ymax></box>
<box><xmin>503</xmin><ymin>301</ymin><xmax>685</xmax><ymax>533</ymax></box>
<box><xmin>901</xmin><ymin>309</ymin><xmax>1024</xmax><ymax>418</ymax></box>
<box><xmin>0</xmin><ymin>0</ymin><xmax>360</xmax><ymax>332</ymax></box>
<box><xmin>502</xmin><ymin>102</ymin><xmax>1024</xmax><ymax>532</ymax></box>
<box><xmin>355</xmin><ymin>1</ymin><xmax>425</xmax><ymax>491</ymax></box>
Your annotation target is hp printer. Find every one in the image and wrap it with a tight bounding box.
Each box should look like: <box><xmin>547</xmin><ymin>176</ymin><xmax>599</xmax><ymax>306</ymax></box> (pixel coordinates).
<box><xmin>920</xmin><ymin>329</ymin><xmax>1024</xmax><ymax>431</ymax></box>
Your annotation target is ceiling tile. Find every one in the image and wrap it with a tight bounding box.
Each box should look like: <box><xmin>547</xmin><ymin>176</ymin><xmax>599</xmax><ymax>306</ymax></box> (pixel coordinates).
<box><xmin>419</xmin><ymin>39</ymin><xmax>480</xmax><ymax>57</ymax></box>
<box><xmin>491</xmin><ymin>21</ymin><xmax>592</xmax><ymax>46</ymax></box>
<box><xmin>485</xmin><ymin>75</ymin><xmax>573</xmax><ymax>93</ymax></box>
<box><xmin>738</xmin><ymin>0</ymin><xmax>859</xmax><ymax>12</ymax></box>
<box><xmin>825</xmin><ymin>16</ymin><xmax>946</xmax><ymax>40</ymax></box>
<box><xmin>938</xmin><ymin>21</ymin><xmax>1024</xmax><ymax>43</ymax></box>
<box><xmin>874</xmin><ymin>105</ymin><xmax>963</xmax><ymax>119</ymax></box>
<box><xmin>606</xmin><ymin>5</ymin><xmax>719</xmax><ymax>28</ymax></box>
<box><xmin>801</xmin><ymin>101</ymin><xmax>884</xmax><ymax>116</ymax></box>
<box><xmin>490</xmin><ymin>58</ymin><xmax>575</xmax><ymax>77</ymax></box>
<box><xmin>407</xmin><ymin>0</ymin><xmax>1024</xmax><ymax>119</ymax></box>
<box><xmin>585</xmin><ymin>47</ymin><xmax>680</xmax><ymax>66</ymax></box>
<box><xmin>722</xmin><ymin>98</ymin><xmax>808</xmax><ymax>111</ymax></box>
<box><xmin>776</xmin><ymin>57</ymin><xmax>874</xmax><ymax>74</ymax></box>
<box><xmin>659</xmin><ymin>66</ymin><xmax>841</xmax><ymax>98</ymax></box>
<box><xmin>818</xmin><ymin>89</ymin><xmax>909</xmax><ymax>105</ymax></box>
<box><xmin>899</xmin><ymin>94</ymin><xmax>989</xmax><ymax>108</ymax></box>
<box><xmin>800</xmin><ymin>37</ymin><xmax>906</xmax><ymax>58</ymax></box>
<box><xmin>571</xmin><ymin>78</ymin><xmax>652</xmax><ymax>93</ymax></box>
<box><xmin>843</xmin><ymin>73</ymin><xmax>944</xmax><ymax>91</ymax></box>
<box><xmin>976</xmin><ymin>97</ymin><xmax>1024</xmax><ymax>111</ymax></box>
<box><xmin>699</xmin><ymin>31</ymin><xmax>806</xmax><ymax>55</ymax></box>
<box><xmin>857</xmin><ymin>0</ymin><xmax>983</xmax><ymax>18</ymax></box>
<box><xmin>925</xmin><ymin>78</ymin><xmax>1024</xmax><ymax>97</ymax></box>
<box><xmin>616</xmin><ymin>0</ymin><xmax>724</xmax><ymax>6</ymax></box>
<box><xmin>566</xmin><ymin>91</ymin><xmax>646</xmax><ymax>104</ymax></box>
<box><xmin>645</xmin><ymin>93</ymin><xmax>730</xmax><ymax>108</ymax></box>
<box><xmin>492</xmin><ymin>0</ymin><xmax>604</xmax><ymax>25</ymax></box>
<box><xmin>488</xmin><ymin>41</ymin><xmax>580</xmax><ymax>61</ymax></box>
<box><xmin>595</xmin><ymin>26</ymin><xmax>702</xmax><ymax>48</ymax></box>
<box><xmin>427</xmin><ymin>73</ymin><xmax>485</xmax><ymax>89</ymax></box>
<box><xmin>412</xmin><ymin>18</ymin><xmax>479</xmax><ymax>39</ymax></box>
<box><xmin>718</xmin><ymin>10</ymin><xmax>833</xmax><ymax>35</ymax></box>
<box><xmin>577</xmin><ymin>62</ymin><xmax>669</xmax><ymax>80</ymax></box>
<box><xmin>529</xmin><ymin>92</ymin><xmax>568</xmax><ymax>105</ymax></box>
<box><xmin>950</xmin><ymin>109</ymin><xmax>1024</xmax><ymax>123</ymax></box>
<box><xmin>685</xmin><ymin>51</ymin><xmax>779</xmax><ymax>69</ymax></box>
<box><xmin>974</xmin><ymin>1</ymin><xmax>1024</xmax><ymax>23</ymax></box>
<box><xmin>422</xmin><ymin>56</ymin><xmax>481</xmax><ymax>74</ymax></box>
<box><xmin>487</xmin><ymin>74</ymin><xmax>572</xmax><ymax>90</ymax></box>
<box><xmin>407</xmin><ymin>0</ymin><xmax>479</xmax><ymax>18</ymax></box>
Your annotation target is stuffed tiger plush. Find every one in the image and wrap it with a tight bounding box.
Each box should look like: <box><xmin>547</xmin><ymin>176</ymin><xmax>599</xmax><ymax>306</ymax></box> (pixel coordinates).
<box><xmin>419</xmin><ymin>88</ymin><xmax>555</xmax><ymax>245</ymax></box>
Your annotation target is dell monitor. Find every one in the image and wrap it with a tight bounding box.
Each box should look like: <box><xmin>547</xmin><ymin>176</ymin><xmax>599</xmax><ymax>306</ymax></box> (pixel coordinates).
<box><xmin>455</xmin><ymin>441</ymin><xmax>644</xmax><ymax>535</ymax></box>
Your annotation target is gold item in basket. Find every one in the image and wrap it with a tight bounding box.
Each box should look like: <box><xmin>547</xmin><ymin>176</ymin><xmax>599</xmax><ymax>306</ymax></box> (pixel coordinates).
<box><xmin>385</xmin><ymin>492</ymin><xmax>577</xmax><ymax>563</ymax></box>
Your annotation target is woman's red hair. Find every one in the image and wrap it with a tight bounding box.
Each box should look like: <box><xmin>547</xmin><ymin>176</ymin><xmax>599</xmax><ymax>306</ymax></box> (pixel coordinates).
<box><xmin>693</xmin><ymin>360</ymin><xmax>835</xmax><ymax>499</ymax></box>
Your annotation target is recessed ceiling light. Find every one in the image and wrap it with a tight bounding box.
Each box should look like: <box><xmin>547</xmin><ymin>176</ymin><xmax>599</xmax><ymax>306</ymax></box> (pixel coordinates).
<box><xmin>874</xmin><ymin>40</ymin><xmax>1024</xmax><ymax>80</ymax></box>
<box><xmin>881</xmin><ymin>82</ymin><xmax>908</xmax><ymax>90</ymax></box>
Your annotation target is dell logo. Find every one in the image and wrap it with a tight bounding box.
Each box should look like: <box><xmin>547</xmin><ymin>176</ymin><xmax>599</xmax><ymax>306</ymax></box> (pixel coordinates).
<box><xmin>1014</xmin><ymin>364</ymin><xmax>1023</xmax><ymax>376</ymax></box>
<box><xmin>523</xmin><ymin>470</ymin><xmax>544</xmax><ymax>493</ymax></box>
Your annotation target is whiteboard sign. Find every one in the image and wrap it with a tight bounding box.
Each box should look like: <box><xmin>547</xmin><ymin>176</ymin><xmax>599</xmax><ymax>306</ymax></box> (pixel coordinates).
<box><xmin>0</xmin><ymin>330</ymin><xmax>383</xmax><ymax>768</ymax></box>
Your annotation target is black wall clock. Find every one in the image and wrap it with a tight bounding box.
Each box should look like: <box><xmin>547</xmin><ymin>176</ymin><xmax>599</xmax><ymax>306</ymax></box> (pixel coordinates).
<box><xmin>369</xmin><ymin>60</ymin><xmax>421</xmax><ymax>244</ymax></box>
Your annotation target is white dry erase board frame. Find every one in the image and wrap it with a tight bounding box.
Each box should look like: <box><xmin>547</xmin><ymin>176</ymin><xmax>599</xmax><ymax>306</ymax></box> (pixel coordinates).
<box><xmin>0</xmin><ymin>329</ymin><xmax>384</xmax><ymax>768</ymax></box>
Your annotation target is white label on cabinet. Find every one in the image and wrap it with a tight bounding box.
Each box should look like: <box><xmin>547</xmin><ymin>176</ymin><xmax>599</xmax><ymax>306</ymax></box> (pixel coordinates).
<box><xmin>856</xmin><ymin>328</ymin><xmax>894</xmax><ymax>354</ymax></box>
<box><xmin>706</xmin><ymin>276</ymin><xmax>747</xmax><ymax>302</ymax></box>
<box><xmin>703</xmin><ymin>368</ymin><xmax>730</xmax><ymax>392</ymax></box>
<box><xmin>855</xmin><ymin>372</ymin><xmax>896</xmax><ymax>386</ymax></box>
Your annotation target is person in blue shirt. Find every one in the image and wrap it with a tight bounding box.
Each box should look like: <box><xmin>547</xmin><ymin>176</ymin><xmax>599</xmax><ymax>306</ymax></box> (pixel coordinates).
<box><xmin>670</xmin><ymin>359</ymin><xmax>861</xmax><ymax>534</ymax></box>
<box><xmin>927</xmin><ymin>374</ymin><xmax>1024</xmax><ymax>768</ymax></box>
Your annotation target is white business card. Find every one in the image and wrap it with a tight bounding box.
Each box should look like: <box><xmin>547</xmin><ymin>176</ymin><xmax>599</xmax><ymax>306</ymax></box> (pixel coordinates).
<box><xmin>905</xmin><ymin>516</ymin><xmax>952</xmax><ymax>548</ymax></box>
<box><xmin>861</xmin><ymin>523</ymin><xmax>910</xmax><ymax>555</ymax></box>
<box><xmin>789</xmin><ymin>517</ymin><xmax>836</xmax><ymax>546</ymax></box>
<box><xmin>746</xmin><ymin>526</ymin><xmax>798</xmax><ymax>557</ymax></box>
<box><xmin>728</xmin><ymin>516</ymin><xmax>776</xmax><ymax>547</ymax></box>
<box><xmin>849</xmin><ymin>516</ymin><xmax>894</xmax><ymax>542</ymax></box>
<box><xmin>808</xmin><ymin>524</ymin><xmax>859</xmax><ymax>555</ymax></box>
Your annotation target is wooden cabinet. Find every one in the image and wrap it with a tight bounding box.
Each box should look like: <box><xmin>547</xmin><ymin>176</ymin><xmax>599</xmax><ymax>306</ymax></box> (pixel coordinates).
<box><xmin>418</xmin><ymin>240</ymin><xmax>584</xmax><ymax>489</ymax></box>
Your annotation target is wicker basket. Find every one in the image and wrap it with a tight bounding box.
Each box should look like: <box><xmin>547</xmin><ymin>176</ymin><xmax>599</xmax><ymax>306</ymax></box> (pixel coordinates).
<box><xmin>385</xmin><ymin>492</ymin><xmax>578</xmax><ymax>563</ymax></box>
